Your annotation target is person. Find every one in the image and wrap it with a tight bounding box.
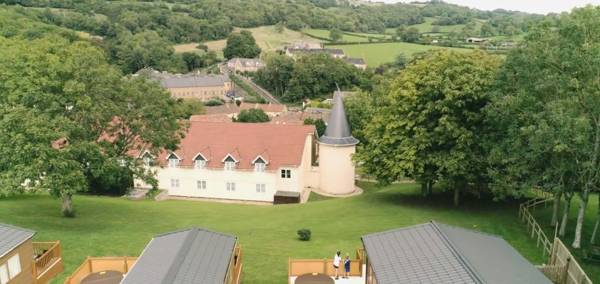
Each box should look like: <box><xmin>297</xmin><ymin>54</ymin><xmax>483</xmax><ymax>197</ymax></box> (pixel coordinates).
<box><xmin>333</xmin><ymin>251</ymin><xmax>341</xmax><ymax>280</ymax></box>
<box><xmin>343</xmin><ymin>254</ymin><xmax>351</xmax><ymax>279</ymax></box>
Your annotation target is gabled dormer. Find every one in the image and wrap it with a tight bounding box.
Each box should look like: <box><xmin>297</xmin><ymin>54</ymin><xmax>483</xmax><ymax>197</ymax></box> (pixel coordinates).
<box><xmin>222</xmin><ymin>154</ymin><xmax>238</xmax><ymax>171</ymax></box>
<box><xmin>193</xmin><ymin>153</ymin><xmax>208</xmax><ymax>169</ymax></box>
<box><xmin>166</xmin><ymin>152</ymin><xmax>182</xmax><ymax>168</ymax></box>
<box><xmin>252</xmin><ymin>155</ymin><xmax>269</xmax><ymax>172</ymax></box>
<box><xmin>140</xmin><ymin>151</ymin><xmax>154</xmax><ymax>167</ymax></box>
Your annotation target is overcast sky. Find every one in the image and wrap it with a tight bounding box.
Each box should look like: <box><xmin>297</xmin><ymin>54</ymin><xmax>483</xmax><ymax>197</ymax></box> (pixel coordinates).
<box><xmin>378</xmin><ymin>0</ymin><xmax>600</xmax><ymax>14</ymax></box>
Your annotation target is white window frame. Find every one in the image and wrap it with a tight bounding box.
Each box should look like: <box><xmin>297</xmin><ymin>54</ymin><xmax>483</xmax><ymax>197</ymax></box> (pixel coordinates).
<box><xmin>254</xmin><ymin>162</ymin><xmax>265</xmax><ymax>172</ymax></box>
<box><xmin>170</xmin><ymin>179</ymin><xmax>180</xmax><ymax>188</ymax></box>
<box><xmin>0</xmin><ymin>264</ymin><xmax>8</xmax><ymax>284</ymax></box>
<box><xmin>281</xmin><ymin>169</ymin><xmax>291</xmax><ymax>179</ymax></box>
<box><xmin>224</xmin><ymin>161</ymin><xmax>236</xmax><ymax>171</ymax></box>
<box><xmin>195</xmin><ymin>159</ymin><xmax>207</xmax><ymax>169</ymax></box>
<box><xmin>197</xmin><ymin>180</ymin><xmax>206</xmax><ymax>190</ymax></box>
<box><xmin>7</xmin><ymin>254</ymin><xmax>21</xmax><ymax>279</ymax></box>
<box><xmin>256</xmin><ymin>183</ymin><xmax>266</xmax><ymax>193</ymax></box>
<box><xmin>226</xmin><ymin>182</ymin><xmax>236</xmax><ymax>191</ymax></box>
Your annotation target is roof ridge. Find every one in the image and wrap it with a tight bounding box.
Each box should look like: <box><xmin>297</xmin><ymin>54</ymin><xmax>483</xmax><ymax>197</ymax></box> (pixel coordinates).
<box><xmin>160</xmin><ymin>229</ymin><xmax>197</xmax><ymax>284</ymax></box>
<box><xmin>430</xmin><ymin>221</ymin><xmax>485</xmax><ymax>284</ymax></box>
<box><xmin>154</xmin><ymin>227</ymin><xmax>237</xmax><ymax>240</ymax></box>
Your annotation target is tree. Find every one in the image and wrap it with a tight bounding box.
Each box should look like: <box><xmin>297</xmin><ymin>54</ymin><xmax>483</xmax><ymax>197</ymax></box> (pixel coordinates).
<box><xmin>329</xmin><ymin>28</ymin><xmax>343</xmax><ymax>42</ymax></box>
<box><xmin>488</xmin><ymin>7</ymin><xmax>600</xmax><ymax>248</ymax></box>
<box><xmin>303</xmin><ymin>118</ymin><xmax>326</xmax><ymax>136</ymax></box>
<box><xmin>181</xmin><ymin>52</ymin><xmax>204</xmax><ymax>71</ymax></box>
<box><xmin>0</xmin><ymin>36</ymin><xmax>184</xmax><ymax>216</ymax></box>
<box><xmin>356</xmin><ymin>50</ymin><xmax>501</xmax><ymax>204</ymax></box>
<box><xmin>400</xmin><ymin>27</ymin><xmax>420</xmax><ymax>43</ymax></box>
<box><xmin>109</xmin><ymin>30</ymin><xmax>179</xmax><ymax>74</ymax></box>
<box><xmin>234</xmin><ymin>108</ymin><xmax>270</xmax><ymax>123</ymax></box>
<box><xmin>223</xmin><ymin>30</ymin><xmax>261</xmax><ymax>60</ymax></box>
<box><xmin>275</xmin><ymin>22</ymin><xmax>285</xmax><ymax>33</ymax></box>
<box><xmin>254</xmin><ymin>54</ymin><xmax>295</xmax><ymax>98</ymax></box>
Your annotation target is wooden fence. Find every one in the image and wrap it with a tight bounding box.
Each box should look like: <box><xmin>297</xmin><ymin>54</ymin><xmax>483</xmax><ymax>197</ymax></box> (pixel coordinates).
<box><xmin>539</xmin><ymin>238</ymin><xmax>593</xmax><ymax>284</ymax></box>
<box><xmin>519</xmin><ymin>196</ymin><xmax>554</xmax><ymax>257</ymax></box>
<box><xmin>33</xmin><ymin>241</ymin><xmax>63</xmax><ymax>284</ymax></box>
<box><xmin>518</xmin><ymin>191</ymin><xmax>592</xmax><ymax>284</ymax></box>
<box><xmin>64</xmin><ymin>257</ymin><xmax>137</xmax><ymax>284</ymax></box>
<box><xmin>288</xmin><ymin>248</ymin><xmax>364</xmax><ymax>281</ymax></box>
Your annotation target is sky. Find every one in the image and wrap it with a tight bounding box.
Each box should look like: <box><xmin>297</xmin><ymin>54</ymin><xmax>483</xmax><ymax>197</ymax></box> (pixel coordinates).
<box><xmin>378</xmin><ymin>0</ymin><xmax>600</xmax><ymax>14</ymax></box>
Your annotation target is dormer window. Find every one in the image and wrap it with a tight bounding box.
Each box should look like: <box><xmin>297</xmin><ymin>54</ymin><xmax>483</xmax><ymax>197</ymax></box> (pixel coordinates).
<box><xmin>167</xmin><ymin>153</ymin><xmax>180</xmax><ymax>168</ymax></box>
<box><xmin>194</xmin><ymin>154</ymin><xmax>207</xmax><ymax>169</ymax></box>
<box><xmin>223</xmin><ymin>155</ymin><xmax>236</xmax><ymax>171</ymax></box>
<box><xmin>141</xmin><ymin>152</ymin><xmax>153</xmax><ymax>167</ymax></box>
<box><xmin>253</xmin><ymin>156</ymin><xmax>267</xmax><ymax>172</ymax></box>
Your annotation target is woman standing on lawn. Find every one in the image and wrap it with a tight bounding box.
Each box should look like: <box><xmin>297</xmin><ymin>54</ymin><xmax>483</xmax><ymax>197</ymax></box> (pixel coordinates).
<box><xmin>333</xmin><ymin>251</ymin><xmax>341</xmax><ymax>280</ymax></box>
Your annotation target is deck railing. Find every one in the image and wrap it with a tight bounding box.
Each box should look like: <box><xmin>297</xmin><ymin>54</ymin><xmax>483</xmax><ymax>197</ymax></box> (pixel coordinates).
<box><xmin>64</xmin><ymin>256</ymin><xmax>137</xmax><ymax>284</ymax></box>
<box><xmin>231</xmin><ymin>245</ymin><xmax>243</xmax><ymax>284</ymax></box>
<box><xmin>33</xmin><ymin>241</ymin><xmax>63</xmax><ymax>284</ymax></box>
<box><xmin>288</xmin><ymin>248</ymin><xmax>364</xmax><ymax>283</ymax></box>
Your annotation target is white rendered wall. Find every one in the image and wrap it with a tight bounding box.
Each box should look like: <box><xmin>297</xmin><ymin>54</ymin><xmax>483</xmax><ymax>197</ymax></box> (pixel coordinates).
<box><xmin>318</xmin><ymin>143</ymin><xmax>356</xmax><ymax>195</ymax></box>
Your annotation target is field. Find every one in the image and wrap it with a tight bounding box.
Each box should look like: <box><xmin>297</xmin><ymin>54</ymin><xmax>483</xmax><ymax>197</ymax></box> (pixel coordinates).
<box><xmin>385</xmin><ymin>16</ymin><xmax>484</xmax><ymax>34</ymax></box>
<box><xmin>303</xmin><ymin>29</ymin><xmax>372</xmax><ymax>42</ymax></box>
<box><xmin>174</xmin><ymin>25</ymin><xmax>322</xmax><ymax>55</ymax></box>
<box><xmin>330</xmin><ymin>42</ymin><xmax>472</xmax><ymax>67</ymax></box>
<box><xmin>0</xmin><ymin>182</ymin><xmax>560</xmax><ymax>283</ymax></box>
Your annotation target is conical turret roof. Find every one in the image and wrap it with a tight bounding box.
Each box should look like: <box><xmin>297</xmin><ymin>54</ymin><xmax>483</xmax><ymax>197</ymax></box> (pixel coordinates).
<box><xmin>319</xmin><ymin>91</ymin><xmax>359</xmax><ymax>146</ymax></box>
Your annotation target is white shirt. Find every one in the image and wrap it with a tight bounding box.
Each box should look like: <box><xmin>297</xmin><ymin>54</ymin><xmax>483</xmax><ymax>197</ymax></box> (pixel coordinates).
<box><xmin>333</xmin><ymin>254</ymin><xmax>341</xmax><ymax>266</ymax></box>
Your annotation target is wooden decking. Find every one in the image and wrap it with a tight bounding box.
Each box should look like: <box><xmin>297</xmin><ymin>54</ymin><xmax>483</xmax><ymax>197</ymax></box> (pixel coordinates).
<box><xmin>288</xmin><ymin>249</ymin><xmax>365</xmax><ymax>284</ymax></box>
<box><xmin>33</xmin><ymin>241</ymin><xmax>63</xmax><ymax>284</ymax></box>
<box><xmin>64</xmin><ymin>256</ymin><xmax>138</xmax><ymax>284</ymax></box>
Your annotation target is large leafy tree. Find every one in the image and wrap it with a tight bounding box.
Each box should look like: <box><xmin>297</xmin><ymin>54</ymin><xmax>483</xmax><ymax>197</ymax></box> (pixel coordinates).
<box><xmin>488</xmin><ymin>7</ymin><xmax>600</xmax><ymax>248</ymax></box>
<box><xmin>0</xmin><ymin>35</ymin><xmax>184</xmax><ymax>216</ymax></box>
<box><xmin>223</xmin><ymin>30</ymin><xmax>261</xmax><ymax>60</ymax></box>
<box><xmin>356</xmin><ymin>50</ymin><xmax>501</xmax><ymax>205</ymax></box>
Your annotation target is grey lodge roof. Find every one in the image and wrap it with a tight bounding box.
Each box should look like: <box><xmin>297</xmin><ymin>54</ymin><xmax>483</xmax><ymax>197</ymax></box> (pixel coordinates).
<box><xmin>319</xmin><ymin>91</ymin><xmax>359</xmax><ymax>145</ymax></box>
<box><xmin>122</xmin><ymin>228</ymin><xmax>236</xmax><ymax>284</ymax></box>
<box><xmin>361</xmin><ymin>221</ymin><xmax>551</xmax><ymax>284</ymax></box>
<box><xmin>138</xmin><ymin>68</ymin><xmax>230</xmax><ymax>89</ymax></box>
<box><xmin>0</xmin><ymin>223</ymin><xmax>35</xmax><ymax>258</ymax></box>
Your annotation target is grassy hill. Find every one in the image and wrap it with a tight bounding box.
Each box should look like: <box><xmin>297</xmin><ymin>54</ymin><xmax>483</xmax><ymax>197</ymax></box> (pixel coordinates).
<box><xmin>330</xmin><ymin>42</ymin><xmax>472</xmax><ymax>67</ymax></box>
<box><xmin>0</xmin><ymin>182</ymin><xmax>555</xmax><ymax>283</ymax></box>
<box><xmin>175</xmin><ymin>25</ymin><xmax>322</xmax><ymax>56</ymax></box>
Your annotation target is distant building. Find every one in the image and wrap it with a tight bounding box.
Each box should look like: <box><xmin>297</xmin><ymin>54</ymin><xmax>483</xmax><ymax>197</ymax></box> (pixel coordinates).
<box><xmin>134</xmin><ymin>92</ymin><xmax>358</xmax><ymax>203</ymax></box>
<box><xmin>202</xmin><ymin>102</ymin><xmax>287</xmax><ymax>119</ymax></box>
<box><xmin>344</xmin><ymin>57</ymin><xmax>367</xmax><ymax>70</ymax></box>
<box><xmin>287</xmin><ymin>41</ymin><xmax>324</xmax><ymax>50</ymax></box>
<box><xmin>285</xmin><ymin>48</ymin><xmax>346</xmax><ymax>59</ymax></box>
<box><xmin>227</xmin><ymin>58</ymin><xmax>265</xmax><ymax>73</ymax></box>
<box><xmin>138</xmin><ymin>68</ymin><xmax>233</xmax><ymax>101</ymax></box>
<box><xmin>466</xmin><ymin>37</ymin><xmax>488</xmax><ymax>43</ymax></box>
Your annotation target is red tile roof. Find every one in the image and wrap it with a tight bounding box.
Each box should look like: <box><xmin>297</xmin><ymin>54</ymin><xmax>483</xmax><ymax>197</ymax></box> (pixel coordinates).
<box><xmin>156</xmin><ymin>121</ymin><xmax>316</xmax><ymax>170</ymax></box>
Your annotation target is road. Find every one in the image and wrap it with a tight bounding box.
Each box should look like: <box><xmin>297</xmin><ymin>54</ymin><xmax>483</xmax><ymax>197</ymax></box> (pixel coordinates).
<box><xmin>221</xmin><ymin>64</ymin><xmax>281</xmax><ymax>104</ymax></box>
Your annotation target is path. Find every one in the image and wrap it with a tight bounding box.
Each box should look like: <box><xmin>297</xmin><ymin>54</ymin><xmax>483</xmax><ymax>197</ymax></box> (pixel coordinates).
<box><xmin>221</xmin><ymin>64</ymin><xmax>281</xmax><ymax>104</ymax></box>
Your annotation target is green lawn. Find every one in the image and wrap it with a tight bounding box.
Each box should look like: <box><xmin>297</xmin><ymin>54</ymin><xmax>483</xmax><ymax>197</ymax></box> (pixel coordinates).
<box><xmin>0</xmin><ymin>182</ymin><xmax>551</xmax><ymax>283</ymax></box>
<box><xmin>330</xmin><ymin>42</ymin><xmax>472</xmax><ymax>67</ymax></box>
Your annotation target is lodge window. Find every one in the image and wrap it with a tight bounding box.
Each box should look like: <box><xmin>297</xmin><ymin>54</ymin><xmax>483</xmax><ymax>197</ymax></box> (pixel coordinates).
<box><xmin>281</xmin><ymin>169</ymin><xmax>291</xmax><ymax>179</ymax></box>
<box><xmin>226</xmin><ymin>182</ymin><xmax>236</xmax><ymax>191</ymax></box>
<box><xmin>170</xmin><ymin>179</ymin><xmax>180</xmax><ymax>188</ymax></box>
<box><xmin>197</xmin><ymin>180</ymin><xmax>206</xmax><ymax>190</ymax></box>
<box><xmin>256</xmin><ymin>183</ymin><xmax>266</xmax><ymax>193</ymax></box>
<box><xmin>0</xmin><ymin>253</ymin><xmax>21</xmax><ymax>284</ymax></box>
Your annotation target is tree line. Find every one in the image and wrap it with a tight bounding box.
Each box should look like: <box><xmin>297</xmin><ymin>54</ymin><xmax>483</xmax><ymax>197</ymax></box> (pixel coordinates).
<box><xmin>349</xmin><ymin>6</ymin><xmax>600</xmax><ymax>249</ymax></box>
